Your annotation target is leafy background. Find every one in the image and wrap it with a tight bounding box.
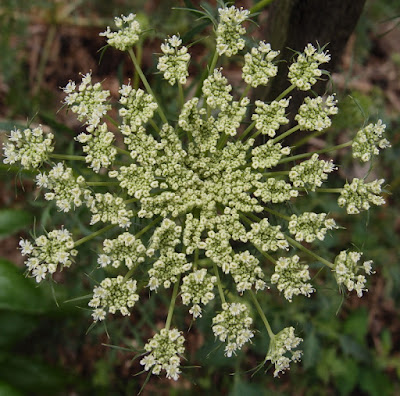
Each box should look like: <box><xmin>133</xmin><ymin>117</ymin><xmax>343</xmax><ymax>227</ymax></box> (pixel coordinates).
<box><xmin>0</xmin><ymin>0</ymin><xmax>399</xmax><ymax>395</ymax></box>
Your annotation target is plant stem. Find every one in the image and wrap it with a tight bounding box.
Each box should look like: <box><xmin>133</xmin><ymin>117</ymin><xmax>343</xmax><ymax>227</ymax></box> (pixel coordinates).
<box><xmin>263</xmin><ymin>206</ymin><xmax>291</xmax><ymax>221</ymax></box>
<box><xmin>217</xmin><ymin>132</ymin><xmax>229</xmax><ymax>149</ymax></box>
<box><xmin>274</xmin><ymin>84</ymin><xmax>295</xmax><ymax>102</ymax></box>
<box><xmin>105</xmin><ymin>114</ymin><xmax>119</xmax><ymax>127</ymax></box>
<box><xmin>239</xmin><ymin>84</ymin><xmax>251</xmax><ymax>102</ymax></box>
<box><xmin>165</xmin><ymin>274</ymin><xmax>181</xmax><ymax>331</ymax></box>
<box><xmin>272</xmin><ymin>124</ymin><xmax>300</xmax><ymax>144</ymax></box>
<box><xmin>279</xmin><ymin>141</ymin><xmax>353</xmax><ymax>164</ymax></box>
<box><xmin>239</xmin><ymin>120</ymin><xmax>256</xmax><ymax>141</ymax></box>
<box><xmin>178</xmin><ymin>82</ymin><xmax>185</xmax><ymax>109</ymax></box>
<box><xmin>148</xmin><ymin>118</ymin><xmax>160</xmax><ymax>133</ymax></box>
<box><xmin>249</xmin><ymin>290</ymin><xmax>275</xmax><ymax>339</ymax></box>
<box><xmin>285</xmin><ymin>235</ymin><xmax>334</xmax><ymax>268</ymax></box>
<box><xmin>128</xmin><ymin>48</ymin><xmax>168</xmax><ymax>125</ymax></box>
<box><xmin>250</xmin><ymin>0</ymin><xmax>276</xmax><ymax>14</ymax></box>
<box><xmin>74</xmin><ymin>224</ymin><xmax>116</xmax><ymax>247</ymax></box>
<box><xmin>213</xmin><ymin>262</ymin><xmax>226</xmax><ymax>304</ymax></box>
<box><xmin>262</xmin><ymin>171</ymin><xmax>290</xmax><ymax>177</ymax></box>
<box><xmin>135</xmin><ymin>216</ymin><xmax>162</xmax><ymax>238</ymax></box>
<box><xmin>124</xmin><ymin>197</ymin><xmax>138</xmax><ymax>205</ymax></box>
<box><xmin>115</xmin><ymin>146</ymin><xmax>131</xmax><ymax>157</ymax></box>
<box><xmin>49</xmin><ymin>154</ymin><xmax>86</xmax><ymax>161</ymax></box>
<box><xmin>209</xmin><ymin>50</ymin><xmax>219</xmax><ymax>73</ymax></box>
<box><xmin>86</xmin><ymin>181</ymin><xmax>119</xmax><ymax>186</ymax></box>
<box><xmin>133</xmin><ymin>40</ymin><xmax>143</xmax><ymax>90</ymax></box>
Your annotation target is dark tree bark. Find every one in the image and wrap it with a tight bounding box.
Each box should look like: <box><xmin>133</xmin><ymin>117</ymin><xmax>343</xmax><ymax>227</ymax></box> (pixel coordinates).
<box><xmin>257</xmin><ymin>0</ymin><xmax>366</xmax><ymax>107</ymax></box>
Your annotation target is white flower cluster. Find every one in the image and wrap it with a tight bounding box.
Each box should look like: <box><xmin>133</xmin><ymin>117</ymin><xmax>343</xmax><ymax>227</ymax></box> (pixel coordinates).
<box><xmin>36</xmin><ymin>163</ymin><xmax>91</xmax><ymax>213</ymax></box>
<box><xmin>202</xmin><ymin>68</ymin><xmax>233</xmax><ymax>109</ymax></box>
<box><xmin>230</xmin><ymin>251</ymin><xmax>266</xmax><ymax>293</ymax></box>
<box><xmin>216</xmin><ymin>6</ymin><xmax>250</xmax><ymax>57</ymax></box>
<box><xmin>266</xmin><ymin>327</ymin><xmax>303</xmax><ymax>377</ymax></box>
<box><xmin>295</xmin><ymin>95</ymin><xmax>338</xmax><ymax>131</ymax></box>
<box><xmin>352</xmin><ymin>120</ymin><xmax>391</xmax><ymax>162</ymax></box>
<box><xmin>288</xmin><ymin>44</ymin><xmax>330</xmax><ymax>90</ymax></box>
<box><xmin>288</xmin><ymin>212</ymin><xmax>337</xmax><ymax>242</ymax></box>
<box><xmin>247</xmin><ymin>218</ymin><xmax>289</xmax><ymax>252</ymax></box>
<box><xmin>252</xmin><ymin>99</ymin><xmax>290</xmax><ymax>137</ymax></box>
<box><xmin>181</xmin><ymin>269</ymin><xmax>217</xmax><ymax>318</ymax></box>
<box><xmin>212</xmin><ymin>302</ymin><xmax>254</xmax><ymax>357</ymax></box>
<box><xmin>148</xmin><ymin>251</ymin><xmax>191</xmax><ymax>291</ymax></box>
<box><xmin>289</xmin><ymin>153</ymin><xmax>336</xmax><ymax>191</ymax></box>
<box><xmin>99</xmin><ymin>232</ymin><xmax>147</xmax><ymax>269</ymax></box>
<box><xmin>76</xmin><ymin>123</ymin><xmax>116</xmax><ymax>172</ymax></box>
<box><xmin>251</xmin><ymin>140</ymin><xmax>290</xmax><ymax>169</ymax></box>
<box><xmin>88</xmin><ymin>276</ymin><xmax>139</xmax><ymax>321</ymax></box>
<box><xmin>119</xmin><ymin>84</ymin><xmax>158</xmax><ymax>132</ymax></box>
<box><xmin>338</xmin><ymin>178</ymin><xmax>385</xmax><ymax>214</ymax></box>
<box><xmin>86</xmin><ymin>193</ymin><xmax>133</xmax><ymax>228</ymax></box>
<box><xmin>253</xmin><ymin>178</ymin><xmax>299</xmax><ymax>203</ymax></box>
<box><xmin>334</xmin><ymin>250</ymin><xmax>374</xmax><ymax>297</ymax></box>
<box><xmin>140</xmin><ymin>328</ymin><xmax>185</xmax><ymax>381</ymax></box>
<box><xmin>242</xmin><ymin>41</ymin><xmax>279</xmax><ymax>87</ymax></box>
<box><xmin>204</xmin><ymin>230</ymin><xmax>234</xmax><ymax>273</ymax></box>
<box><xmin>157</xmin><ymin>35</ymin><xmax>191</xmax><ymax>85</ymax></box>
<box><xmin>109</xmin><ymin>164</ymin><xmax>157</xmax><ymax>199</ymax></box>
<box><xmin>99</xmin><ymin>13</ymin><xmax>141</xmax><ymax>51</ymax></box>
<box><xmin>271</xmin><ymin>255</ymin><xmax>314</xmax><ymax>302</ymax></box>
<box><xmin>148</xmin><ymin>219</ymin><xmax>182</xmax><ymax>254</ymax></box>
<box><xmin>20</xmin><ymin>228</ymin><xmax>77</xmax><ymax>283</ymax></box>
<box><xmin>215</xmin><ymin>98</ymin><xmax>249</xmax><ymax>136</ymax></box>
<box><xmin>3</xmin><ymin>126</ymin><xmax>54</xmax><ymax>169</ymax></box>
<box><xmin>63</xmin><ymin>73</ymin><xmax>111</xmax><ymax>127</ymax></box>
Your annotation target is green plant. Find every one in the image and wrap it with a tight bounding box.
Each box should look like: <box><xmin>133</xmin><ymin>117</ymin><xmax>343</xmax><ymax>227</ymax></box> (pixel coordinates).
<box><xmin>1</xmin><ymin>2</ymin><xmax>391</xmax><ymax>388</ymax></box>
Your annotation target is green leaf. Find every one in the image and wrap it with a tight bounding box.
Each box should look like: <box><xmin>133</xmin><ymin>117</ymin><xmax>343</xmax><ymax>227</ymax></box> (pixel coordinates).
<box><xmin>303</xmin><ymin>331</ymin><xmax>320</xmax><ymax>369</ymax></box>
<box><xmin>0</xmin><ymin>209</ymin><xmax>33</xmax><ymax>239</ymax></box>
<box><xmin>0</xmin><ymin>259</ymin><xmax>49</xmax><ymax>313</ymax></box>
<box><xmin>0</xmin><ymin>311</ymin><xmax>38</xmax><ymax>349</ymax></box>
<box><xmin>0</xmin><ymin>381</ymin><xmax>23</xmax><ymax>396</ymax></box>
<box><xmin>343</xmin><ymin>307</ymin><xmax>368</xmax><ymax>344</ymax></box>
<box><xmin>230</xmin><ymin>380</ymin><xmax>269</xmax><ymax>396</ymax></box>
<box><xmin>0</xmin><ymin>354</ymin><xmax>70</xmax><ymax>394</ymax></box>
<box><xmin>359</xmin><ymin>367</ymin><xmax>393</xmax><ymax>396</ymax></box>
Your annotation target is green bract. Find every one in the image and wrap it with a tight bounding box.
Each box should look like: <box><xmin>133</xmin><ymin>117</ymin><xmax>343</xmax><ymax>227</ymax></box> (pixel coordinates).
<box><xmin>2</xmin><ymin>4</ymin><xmax>390</xmax><ymax>383</ymax></box>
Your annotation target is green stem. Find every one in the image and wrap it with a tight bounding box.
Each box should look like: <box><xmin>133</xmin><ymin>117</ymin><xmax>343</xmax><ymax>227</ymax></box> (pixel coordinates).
<box><xmin>178</xmin><ymin>82</ymin><xmax>184</xmax><ymax>109</ymax></box>
<box><xmin>135</xmin><ymin>216</ymin><xmax>162</xmax><ymax>238</ymax></box>
<box><xmin>165</xmin><ymin>274</ymin><xmax>181</xmax><ymax>331</ymax></box>
<box><xmin>128</xmin><ymin>48</ymin><xmax>168</xmax><ymax>125</ymax></box>
<box><xmin>105</xmin><ymin>114</ymin><xmax>119</xmax><ymax>127</ymax></box>
<box><xmin>194</xmin><ymin>249</ymin><xmax>199</xmax><ymax>270</ymax></box>
<box><xmin>148</xmin><ymin>118</ymin><xmax>160</xmax><ymax>134</ymax></box>
<box><xmin>209</xmin><ymin>50</ymin><xmax>219</xmax><ymax>73</ymax></box>
<box><xmin>124</xmin><ymin>197</ymin><xmax>138</xmax><ymax>205</ymax></box>
<box><xmin>291</xmin><ymin>129</ymin><xmax>326</xmax><ymax>149</ymax></box>
<box><xmin>312</xmin><ymin>188</ymin><xmax>343</xmax><ymax>193</ymax></box>
<box><xmin>279</xmin><ymin>141</ymin><xmax>353</xmax><ymax>164</ymax></box>
<box><xmin>274</xmin><ymin>84</ymin><xmax>296</xmax><ymax>102</ymax></box>
<box><xmin>86</xmin><ymin>181</ymin><xmax>119</xmax><ymax>186</ymax></box>
<box><xmin>250</xmin><ymin>0</ymin><xmax>276</xmax><ymax>13</ymax></box>
<box><xmin>213</xmin><ymin>262</ymin><xmax>226</xmax><ymax>304</ymax></box>
<box><xmin>33</xmin><ymin>24</ymin><xmax>56</xmax><ymax>96</ymax></box>
<box><xmin>133</xmin><ymin>40</ymin><xmax>143</xmax><ymax>90</ymax></box>
<box><xmin>49</xmin><ymin>154</ymin><xmax>85</xmax><ymax>161</ymax></box>
<box><xmin>115</xmin><ymin>146</ymin><xmax>131</xmax><ymax>157</ymax></box>
<box><xmin>272</xmin><ymin>124</ymin><xmax>300</xmax><ymax>144</ymax></box>
<box><xmin>239</xmin><ymin>84</ymin><xmax>251</xmax><ymax>102</ymax></box>
<box><xmin>262</xmin><ymin>171</ymin><xmax>290</xmax><ymax>177</ymax></box>
<box><xmin>285</xmin><ymin>235</ymin><xmax>334</xmax><ymax>268</ymax></box>
<box><xmin>263</xmin><ymin>206</ymin><xmax>291</xmax><ymax>221</ymax></box>
<box><xmin>74</xmin><ymin>224</ymin><xmax>116</xmax><ymax>247</ymax></box>
<box><xmin>217</xmin><ymin>133</ymin><xmax>229</xmax><ymax>149</ymax></box>
<box><xmin>249</xmin><ymin>290</ymin><xmax>275</xmax><ymax>338</ymax></box>
<box><xmin>240</xmin><ymin>120</ymin><xmax>256</xmax><ymax>141</ymax></box>
<box><xmin>249</xmin><ymin>129</ymin><xmax>262</xmax><ymax>141</ymax></box>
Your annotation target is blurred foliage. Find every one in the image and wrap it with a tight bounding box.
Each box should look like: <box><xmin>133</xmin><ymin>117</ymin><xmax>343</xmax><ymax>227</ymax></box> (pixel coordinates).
<box><xmin>0</xmin><ymin>0</ymin><xmax>399</xmax><ymax>395</ymax></box>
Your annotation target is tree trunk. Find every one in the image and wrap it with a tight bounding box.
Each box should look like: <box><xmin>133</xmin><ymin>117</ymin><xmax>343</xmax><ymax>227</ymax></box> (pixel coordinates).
<box><xmin>257</xmin><ymin>0</ymin><xmax>366</xmax><ymax>107</ymax></box>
